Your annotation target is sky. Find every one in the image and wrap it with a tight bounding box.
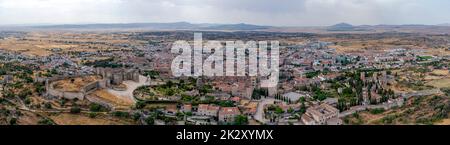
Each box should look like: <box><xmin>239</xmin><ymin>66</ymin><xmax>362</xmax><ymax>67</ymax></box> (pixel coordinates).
<box><xmin>0</xmin><ymin>0</ymin><xmax>450</xmax><ymax>26</ymax></box>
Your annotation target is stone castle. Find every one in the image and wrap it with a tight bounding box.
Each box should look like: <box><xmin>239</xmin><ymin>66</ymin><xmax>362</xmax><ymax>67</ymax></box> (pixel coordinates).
<box><xmin>44</xmin><ymin>68</ymin><xmax>140</xmax><ymax>100</ymax></box>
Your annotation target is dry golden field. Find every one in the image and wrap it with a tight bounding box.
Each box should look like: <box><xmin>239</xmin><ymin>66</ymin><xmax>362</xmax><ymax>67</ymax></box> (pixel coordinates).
<box><xmin>49</xmin><ymin>113</ymin><xmax>135</xmax><ymax>125</ymax></box>
<box><xmin>91</xmin><ymin>89</ymin><xmax>134</xmax><ymax>108</ymax></box>
<box><xmin>0</xmin><ymin>31</ymin><xmax>141</xmax><ymax>56</ymax></box>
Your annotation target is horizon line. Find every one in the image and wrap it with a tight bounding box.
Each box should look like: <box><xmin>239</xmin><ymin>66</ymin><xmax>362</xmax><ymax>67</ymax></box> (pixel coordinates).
<box><xmin>1</xmin><ymin>21</ymin><xmax>450</xmax><ymax>28</ymax></box>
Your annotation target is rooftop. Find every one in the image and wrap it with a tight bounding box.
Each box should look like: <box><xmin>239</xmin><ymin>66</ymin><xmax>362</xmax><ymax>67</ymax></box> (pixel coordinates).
<box><xmin>219</xmin><ymin>107</ymin><xmax>241</xmax><ymax>115</ymax></box>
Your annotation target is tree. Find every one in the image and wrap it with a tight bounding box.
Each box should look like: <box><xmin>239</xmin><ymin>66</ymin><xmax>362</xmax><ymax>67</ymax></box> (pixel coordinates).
<box><xmin>217</xmin><ymin>100</ymin><xmax>234</xmax><ymax>107</ymax></box>
<box><xmin>24</xmin><ymin>76</ymin><xmax>33</xmax><ymax>83</ymax></box>
<box><xmin>112</xmin><ymin>111</ymin><xmax>130</xmax><ymax>118</ymax></box>
<box><xmin>275</xmin><ymin>107</ymin><xmax>284</xmax><ymax>114</ymax></box>
<box><xmin>132</xmin><ymin>112</ymin><xmax>141</xmax><ymax>121</ymax></box>
<box><xmin>145</xmin><ymin>117</ymin><xmax>155</xmax><ymax>125</ymax></box>
<box><xmin>38</xmin><ymin>118</ymin><xmax>55</xmax><ymax>125</ymax></box>
<box><xmin>59</xmin><ymin>99</ymin><xmax>67</xmax><ymax>107</ymax></box>
<box><xmin>166</xmin><ymin>81</ymin><xmax>174</xmax><ymax>88</ymax></box>
<box><xmin>252</xmin><ymin>88</ymin><xmax>268</xmax><ymax>100</ymax></box>
<box><xmin>89</xmin><ymin>113</ymin><xmax>97</xmax><ymax>118</ymax></box>
<box><xmin>4</xmin><ymin>90</ymin><xmax>15</xmax><ymax>98</ymax></box>
<box><xmin>44</xmin><ymin>102</ymin><xmax>52</xmax><ymax>109</ymax></box>
<box><xmin>70</xmin><ymin>106</ymin><xmax>81</xmax><ymax>114</ymax></box>
<box><xmin>313</xmin><ymin>89</ymin><xmax>328</xmax><ymax>101</ymax></box>
<box><xmin>89</xmin><ymin>103</ymin><xmax>107</xmax><ymax>112</ymax></box>
<box><xmin>18</xmin><ymin>90</ymin><xmax>32</xmax><ymax>100</ymax></box>
<box><xmin>299</xmin><ymin>102</ymin><xmax>307</xmax><ymax>114</ymax></box>
<box><xmin>135</xmin><ymin>101</ymin><xmax>146</xmax><ymax>109</ymax></box>
<box><xmin>24</xmin><ymin>98</ymin><xmax>31</xmax><ymax>105</ymax></box>
<box><xmin>300</xmin><ymin>97</ymin><xmax>306</xmax><ymax>104</ymax></box>
<box><xmin>9</xmin><ymin>118</ymin><xmax>17</xmax><ymax>125</ymax></box>
<box><xmin>34</xmin><ymin>83</ymin><xmax>46</xmax><ymax>95</ymax></box>
<box><xmin>234</xmin><ymin>115</ymin><xmax>248</xmax><ymax>125</ymax></box>
<box><xmin>287</xmin><ymin>108</ymin><xmax>294</xmax><ymax>113</ymax></box>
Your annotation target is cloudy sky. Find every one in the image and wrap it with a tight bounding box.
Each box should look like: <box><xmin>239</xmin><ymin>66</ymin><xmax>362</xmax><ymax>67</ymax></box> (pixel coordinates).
<box><xmin>0</xmin><ymin>0</ymin><xmax>449</xmax><ymax>26</ymax></box>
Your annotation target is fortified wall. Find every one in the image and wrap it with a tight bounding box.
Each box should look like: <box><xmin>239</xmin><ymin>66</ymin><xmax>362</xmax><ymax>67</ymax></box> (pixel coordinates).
<box><xmin>43</xmin><ymin>68</ymin><xmax>140</xmax><ymax>100</ymax></box>
<box><xmin>45</xmin><ymin>77</ymin><xmax>105</xmax><ymax>100</ymax></box>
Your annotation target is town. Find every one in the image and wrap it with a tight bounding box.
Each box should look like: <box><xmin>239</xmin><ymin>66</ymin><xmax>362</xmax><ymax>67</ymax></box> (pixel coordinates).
<box><xmin>0</xmin><ymin>29</ymin><xmax>449</xmax><ymax>125</ymax></box>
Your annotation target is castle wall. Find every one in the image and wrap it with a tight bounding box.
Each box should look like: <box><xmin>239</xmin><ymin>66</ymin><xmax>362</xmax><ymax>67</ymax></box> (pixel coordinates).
<box><xmin>46</xmin><ymin>75</ymin><xmax>104</xmax><ymax>101</ymax></box>
<box><xmin>85</xmin><ymin>95</ymin><xmax>114</xmax><ymax>110</ymax></box>
<box><xmin>83</xmin><ymin>81</ymin><xmax>100</xmax><ymax>93</ymax></box>
<box><xmin>45</xmin><ymin>68</ymin><xmax>140</xmax><ymax>101</ymax></box>
<box><xmin>46</xmin><ymin>87</ymin><xmax>85</xmax><ymax>100</ymax></box>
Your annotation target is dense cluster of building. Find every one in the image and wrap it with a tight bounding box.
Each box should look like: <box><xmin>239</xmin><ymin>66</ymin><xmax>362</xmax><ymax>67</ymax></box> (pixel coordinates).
<box><xmin>1</xmin><ymin>31</ymin><xmax>448</xmax><ymax>125</ymax></box>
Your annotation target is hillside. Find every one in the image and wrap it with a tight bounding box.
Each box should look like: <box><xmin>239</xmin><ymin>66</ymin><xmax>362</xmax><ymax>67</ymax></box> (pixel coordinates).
<box><xmin>344</xmin><ymin>95</ymin><xmax>450</xmax><ymax>125</ymax></box>
<box><xmin>27</xmin><ymin>22</ymin><xmax>271</xmax><ymax>31</ymax></box>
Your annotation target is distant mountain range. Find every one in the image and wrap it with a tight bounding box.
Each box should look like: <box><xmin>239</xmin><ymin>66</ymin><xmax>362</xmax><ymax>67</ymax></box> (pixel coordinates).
<box><xmin>2</xmin><ymin>22</ymin><xmax>450</xmax><ymax>34</ymax></box>
<box><xmin>29</xmin><ymin>22</ymin><xmax>272</xmax><ymax>31</ymax></box>
<box><xmin>327</xmin><ymin>23</ymin><xmax>368</xmax><ymax>31</ymax></box>
<box><xmin>330</xmin><ymin>23</ymin><xmax>354</xmax><ymax>28</ymax></box>
<box><xmin>324</xmin><ymin>23</ymin><xmax>450</xmax><ymax>33</ymax></box>
<box><xmin>437</xmin><ymin>23</ymin><xmax>450</xmax><ymax>26</ymax></box>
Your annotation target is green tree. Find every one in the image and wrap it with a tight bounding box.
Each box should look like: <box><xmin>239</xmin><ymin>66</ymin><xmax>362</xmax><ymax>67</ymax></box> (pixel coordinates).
<box><xmin>145</xmin><ymin>117</ymin><xmax>155</xmax><ymax>125</ymax></box>
<box><xmin>34</xmin><ymin>83</ymin><xmax>46</xmax><ymax>95</ymax></box>
<box><xmin>112</xmin><ymin>111</ymin><xmax>130</xmax><ymax>118</ymax></box>
<box><xmin>89</xmin><ymin>103</ymin><xmax>107</xmax><ymax>112</ymax></box>
<box><xmin>18</xmin><ymin>90</ymin><xmax>32</xmax><ymax>100</ymax></box>
<box><xmin>234</xmin><ymin>115</ymin><xmax>248</xmax><ymax>125</ymax></box>
<box><xmin>135</xmin><ymin>101</ymin><xmax>146</xmax><ymax>109</ymax></box>
<box><xmin>132</xmin><ymin>112</ymin><xmax>142</xmax><ymax>121</ymax></box>
<box><xmin>9</xmin><ymin>118</ymin><xmax>17</xmax><ymax>125</ymax></box>
<box><xmin>217</xmin><ymin>100</ymin><xmax>234</xmax><ymax>107</ymax></box>
<box><xmin>70</xmin><ymin>106</ymin><xmax>81</xmax><ymax>114</ymax></box>
<box><xmin>38</xmin><ymin>118</ymin><xmax>55</xmax><ymax>125</ymax></box>
<box><xmin>275</xmin><ymin>107</ymin><xmax>284</xmax><ymax>114</ymax></box>
<box><xmin>44</xmin><ymin>102</ymin><xmax>52</xmax><ymax>109</ymax></box>
<box><xmin>89</xmin><ymin>113</ymin><xmax>97</xmax><ymax>118</ymax></box>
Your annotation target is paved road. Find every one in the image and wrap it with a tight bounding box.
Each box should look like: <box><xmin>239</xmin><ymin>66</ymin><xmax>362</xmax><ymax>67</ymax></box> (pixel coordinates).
<box><xmin>107</xmin><ymin>75</ymin><xmax>150</xmax><ymax>103</ymax></box>
<box><xmin>254</xmin><ymin>98</ymin><xmax>275</xmax><ymax>124</ymax></box>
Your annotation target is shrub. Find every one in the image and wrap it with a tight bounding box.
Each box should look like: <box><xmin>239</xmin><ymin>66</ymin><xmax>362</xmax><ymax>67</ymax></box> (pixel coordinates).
<box><xmin>89</xmin><ymin>113</ymin><xmax>97</xmax><ymax>118</ymax></box>
<box><xmin>370</xmin><ymin>108</ymin><xmax>385</xmax><ymax>115</ymax></box>
<box><xmin>24</xmin><ymin>98</ymin><xmax>31</xmax><ymax>105</ymax></box>
<box><xmin>135</xmin><ymin>101</ymin><xmax>146</xmax><ymax>109</ymax></box>
<box><xmin>9</xmin><ymin>118</ymin><xmax>17</xmax><ymax>125</ymax></box>
<box><xmin>234</xmin><ymin>115</ymin><xmax>248</xmax><ymax>125</ymax></box>
<box><xmin>145</xmin><ymin>117</ymin><xmax>154</xmax><ymax>125</ymax></box>
<box><xmin>44</xmin><ymin>102</ymin><xmax>52</xmax><ymax>109</ymax></box>
<box><xmin>38</xmin><ymin>118</ymin><xmax>55</xmax><ymax>125</ymax></box>
<box><xmin>89</xmin><ymin>103</ymin><xmax>108</xmax><ymax>112</ymax></box>
<box><xmin>70</xmin><ymin>107</ymin><xmax>81</xmax><ymax>114</ymax></box>
<box><xmin>132</xmin><ymin>112</ymin><xmax>141</xmax><ymax>121</ymax></box>
<box><xmin>112</xmin><ymin>111</ymin><xmax>130</xmax><ymax>118</ymax></box>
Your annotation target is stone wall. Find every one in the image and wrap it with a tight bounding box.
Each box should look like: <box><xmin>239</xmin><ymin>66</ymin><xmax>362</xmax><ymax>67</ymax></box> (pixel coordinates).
<box><xmin>35</xmin><ymin>74</ymin><xmax>85</xmax><ymax>83</ymax></box>
<box><xmin>46</xmin><ymin>87</ymin><xmax>85</xmax><ymax>100</ymax></box>
<box><xmin>339</xmin><ymin>98</ymin><xmax>405</xmax><ymax>118</ymax></box>
<box><xmin>83</xmin><ymin>81</ymin><xmax>101</xmax><ymax>93</ymax></box>
<box><xmin>85</xmin><ymin>95</ymin><xmax>114</xmax><ymax>110</ymax></box>
<box><xmin>43</xmin><ymin>68</ymin><xmax>140</xmax><ymax>102</ymax></box>
<box><xmin>45</xmin><ymin>75</ymin><xmax>105</xmax><ymax>100</ymax></box>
